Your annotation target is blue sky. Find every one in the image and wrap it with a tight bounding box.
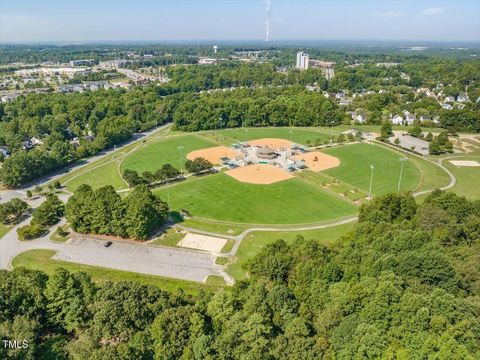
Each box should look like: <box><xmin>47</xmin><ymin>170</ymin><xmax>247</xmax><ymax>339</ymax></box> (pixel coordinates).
<box><xmin>1</xmin><ymin>0</ymin><xmax>479</xmax><ymax>43</ymax></box>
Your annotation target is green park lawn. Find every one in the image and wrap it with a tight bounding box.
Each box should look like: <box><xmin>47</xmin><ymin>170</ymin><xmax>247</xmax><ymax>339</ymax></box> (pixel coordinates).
<box><xmin>443</xmin><ymin>157</ymin><xmax>480</xmax><ymax>200</ymax></box>
<box><xmin>154</xmin><ymin>173</ymin><xmax>357</xmax><ymax>225</ymax></box>
<box><xmin>12</xmin><ymin>250</ymin><xmax>216</xmax><ymax>295</ymax></box>
<box><xmin>323</xmin><ymin>143</ymin><xmax>422</xmax><ymax>195</ymax></box>
<box><xmin>65</xmin><ymin>160</ymin><xmax>127</xmax><ymax>191</ymax></box>
<box><xmin>226</xmin><ymin>222</ymin><xmax>355</xmax><ymax>280</ymax></box>
<box><xmin>121</xmin><ymin>134</ymin><xmax>215</xmax><ymax>174</ymax></box>
<box><xmin>0</xmin><ymin>223</ymin><xmax>10</xmax><ymax>239</ymax></box>
<box><xmin>200</xmin><ymin>127</ymin><xmax>331</xmax><ymax>146</ymax></box>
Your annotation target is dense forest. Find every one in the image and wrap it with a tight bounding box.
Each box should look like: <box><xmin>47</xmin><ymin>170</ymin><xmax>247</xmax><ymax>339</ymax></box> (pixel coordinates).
<box><xmin>1</xmin><ymin>190</ymin><xmax>479</xmax><ymax>359</ymax></box>
<box><xmin>168</xmin><ymin>87</ymin><xmax>343</xmax><ymax>131</ymax></box>
<box><xmin>0</xmin><ymin>87</ymin><xmax>166</xmax><ymax>187</ymax></box>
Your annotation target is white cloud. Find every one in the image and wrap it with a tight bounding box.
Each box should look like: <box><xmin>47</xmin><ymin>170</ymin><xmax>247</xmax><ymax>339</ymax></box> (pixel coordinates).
<box><xmin>370</xmin><ymin>11</ymin><xmax>406</xmax><ymax>18</ymax></box>
<box><xmin>420</xmin><ymin>8</ymin><xmax>445</xmax><ymax>16</ymax></box>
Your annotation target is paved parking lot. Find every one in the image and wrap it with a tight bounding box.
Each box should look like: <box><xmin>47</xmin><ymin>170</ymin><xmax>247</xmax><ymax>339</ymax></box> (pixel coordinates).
<box><xmin>53</xmin><ymin>237</ymin><xmax>222</xmax><ymax>282</ymax></box>
<box><xmin>391</xmin><ymin>132</ymin><xmax>430</xmax><ymax>155</ymax></box>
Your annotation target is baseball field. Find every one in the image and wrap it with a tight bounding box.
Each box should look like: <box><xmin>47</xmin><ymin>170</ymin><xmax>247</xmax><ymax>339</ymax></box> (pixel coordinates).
<box><xmin>61</xmin><ymin>127</ymin><xmax>428</xmax><ymax>227</ymax></box>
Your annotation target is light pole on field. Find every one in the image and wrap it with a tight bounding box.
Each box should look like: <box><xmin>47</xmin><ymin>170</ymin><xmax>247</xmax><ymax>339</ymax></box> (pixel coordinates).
<box><xmin>398</xmin><ymin>157</ymin><xmax>408</xmax><ymax>191</ymax></box>
<box><xmin>368</xmin><ymin>165</ymin><xmax>375</xmax><ymax>199</ymax></box>
<box><xmin>177</xmin><ymin>145</ymin><xmax>184</xmax><ymax>173</ymax></box>
<box><xmin>330</xmin><ymin>121</ymin><xmax>335</xmax><ymax>145</ymax></box>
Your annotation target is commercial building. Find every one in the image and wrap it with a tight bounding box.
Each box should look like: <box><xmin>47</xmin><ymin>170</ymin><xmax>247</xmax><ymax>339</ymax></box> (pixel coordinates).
<box><xmin>296</xmin><ymin>52</ymin><xmax>309</xmax><ymax>70</ymax></box>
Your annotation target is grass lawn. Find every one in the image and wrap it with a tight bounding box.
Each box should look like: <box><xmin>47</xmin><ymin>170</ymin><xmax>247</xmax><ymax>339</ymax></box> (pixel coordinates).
<box><xmin>410</xmin><ymin>155</ymin><xmax>451</xmax><ymax>193</ymax></box>
<box><xmin>121</xmin><ymin>134</ymin><xmax>215</xmax><ymax>174</ymax></box>
<box><xmin>149</xmin><ymin>227</ymin><xmax>186</xmax><ymax>246</ymax></box>
<box><xmin>181</xmin><ymin>219</ymin><xmax>248</xmax><ymax>236</ymax></box>
<box><xmin>200</xmin><ymin>127</ymin><xmax>331</xmax><ymax>146</ymax></box>
<box><xmin>323</xmin><ymin>143</ymin><xmax>422</xmax><ymax>195</ymax></box>
<box><xmin>226</xmin><ymin>222</ymin><xmax>355</xmax><ymax>280</ymax></box>
<box><xmin>154</xmin><ymin>173</ymin><xmax>357</xmax><ymax>225</ymax></box>
<box><xmin>443</xmin><ymin>157</ymin><xmax>480</xmax><ymax>200</ymax></box>
<box><xmin>65</xmin><ymin>160</ymin><xmax>126</xmax><ymax>191</ymax></box>
<box><xmin>0</xmin><ymin>223</ymin><xmax>10</xmax><ymax>239</ymax></box>
<box><xmin>12</xmin><ymin>250</ymin><xmax>215</xmax><ymax>295</ymax></box>
<box><xmin>50</xmin><ymin>225</ymin><xmax>70</xmax><ymax>243</ymax></box>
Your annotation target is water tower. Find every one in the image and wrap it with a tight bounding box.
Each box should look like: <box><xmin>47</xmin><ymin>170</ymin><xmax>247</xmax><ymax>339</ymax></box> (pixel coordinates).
<box><xmin>213</xmin><ymin>45</ymin><xmax>218</xmax><ymax>53</ymax></box>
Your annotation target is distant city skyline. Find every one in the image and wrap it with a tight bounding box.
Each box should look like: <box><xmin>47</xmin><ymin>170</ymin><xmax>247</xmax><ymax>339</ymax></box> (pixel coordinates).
<box><xmin>1</xmin><ymin>0</ymin><xmax>479</xmax><ymax>44</ymax></box>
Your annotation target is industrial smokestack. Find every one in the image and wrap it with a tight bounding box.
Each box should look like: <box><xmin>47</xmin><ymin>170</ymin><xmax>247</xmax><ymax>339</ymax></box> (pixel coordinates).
<box><xmin>264</xmin><ymin>0</ymin><xmax>271</xmax><ymax>42</ymax></box>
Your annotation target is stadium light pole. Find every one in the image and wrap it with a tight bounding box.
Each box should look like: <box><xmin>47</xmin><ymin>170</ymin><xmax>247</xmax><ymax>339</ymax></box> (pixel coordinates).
<box><xmin>368</xmin><ymin>165</ymin><xmax>374</xmax><ymax>199</ymax></box>
<box><xmin>177</xmin><ymin>145</ymin><xmax>184</xmax><ymax>173</ymax></box>
<box><xmin>330</xmin><ymin>121</ymin><xmax>335</xmax><ymax>145</ymax></box>
<box><xmin>398</xmin><ymin>157</ymin><xmax>408</xmax><ymax>191</ymax></box>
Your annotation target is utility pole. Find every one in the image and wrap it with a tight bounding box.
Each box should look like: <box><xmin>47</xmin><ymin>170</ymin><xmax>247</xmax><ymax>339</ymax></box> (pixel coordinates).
<box><xmin>368</xmin><ymin>165</ymin><xmax>374</xmax><ymax>199</ymax></box>
<box><xmin>398</xmin><ymin>158</ymin><xmax>408</xmax><ymax>191</ymax></box>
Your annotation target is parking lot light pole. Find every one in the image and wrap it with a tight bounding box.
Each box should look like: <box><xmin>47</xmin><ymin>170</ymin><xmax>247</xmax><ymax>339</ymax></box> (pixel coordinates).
<box><xmin>368</xmin><ymin>165</ymin><xmax>375</xmax><ymax>199</ymax></box>
<box><xmin>398</xmin><ymin>157</ymin><xmax>408</xmax><ymax>191</ymax></box>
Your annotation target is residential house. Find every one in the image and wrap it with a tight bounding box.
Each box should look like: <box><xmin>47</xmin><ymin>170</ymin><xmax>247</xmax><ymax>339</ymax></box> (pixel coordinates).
<box><xmin>392</xmin><ymin>115</ymin><xmax>404</xmax><ymax>125</ymax></box>
<box><xmin>30</xmin><ymin>137</ymin><xmax>43</xmax><ymax>146</ymax></box>
<box><xmin>335</xmin><ymin>92</ymin><xmax>346</xmax><ymax>99</ymax></box>
<box><xmin>444</xmin><ymin>96</ymin><xmax>455</xmax><ymax>103</ymax></box>
<box><xmin>22</xmin><ymin>140</ymin><xmax>33</xmax><ymax>150</ymax></box>
<box><xmin>0</xmin><ymin>146</ymin><xmax>10</xmax><ymax>157</ymax></box>
<box><xmin>457</xmin><ymin>94</ymin><xmax>470</xmax><ymax>102</ymax></box>
<box><xmin>402</xmin><ymin>111</ymin><xmax>415</xmax><ymax>125</ymax></box>
<box><xmin>339</xmin><ymin>99</ymin><xmax>352</xmax><ymax>106</ymax></box>
<box><xmin>442</xmin><ymin>103</ymin><xmax>453</xmax><ymax>110</ymax></box>
<box><xmin>352</xmin><ymin>113</ymin><xmax>366</xmax><ymax>123</ymax></box>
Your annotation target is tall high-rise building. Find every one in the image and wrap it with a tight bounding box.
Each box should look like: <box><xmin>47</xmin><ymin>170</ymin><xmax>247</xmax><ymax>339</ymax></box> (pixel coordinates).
<box><xmin>296</xmin><ymin>52</ymin><xmax>309</xmax><ymax>70</ymax></box>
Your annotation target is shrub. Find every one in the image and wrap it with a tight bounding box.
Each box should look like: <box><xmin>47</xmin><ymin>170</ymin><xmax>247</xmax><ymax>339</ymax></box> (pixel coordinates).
<box><xmin>17</xmin><ymin>224</ymin><xmax>45</xmax><ymax>240</ymax></box>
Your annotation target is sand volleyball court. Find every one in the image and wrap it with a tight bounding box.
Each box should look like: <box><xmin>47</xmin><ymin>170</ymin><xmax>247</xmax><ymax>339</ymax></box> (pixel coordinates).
<box><xmin>177</xmin><ymin>233</ymin><xmax>228</xmax><ymax>252</ymax></box>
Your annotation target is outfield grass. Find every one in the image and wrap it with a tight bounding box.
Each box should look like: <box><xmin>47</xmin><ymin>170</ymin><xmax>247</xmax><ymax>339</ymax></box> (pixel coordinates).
<box><xmin>121</xmin><ymin>134</ymin><xmax>215</xmax><ymax>174</ymax></box>
<box><xmin>443</xmin><ymin>157</ymin><xmax>480</xmax><ymax>200</ymax></box>
<box><xmin>65</xmin><ymin>160</ymin><xmax>126</xmax><ymax>191</ymax></box>
<box><xmin>226</xmin><ymin>222</ymin><xmax>355</xmax><ymax>280</ymax></box>
<box><xmin>201</xmin><ymin>127</ymin><xmax>331</xmax><ymax>146</ymax></box>
<box><xmin>154</xmin><ymin>173</ymin><xmax>357</xmax><ymax>224</ymax></box>
<box><xmin>12</xmin><ymin>250</ymin><xmax>215</xmax><ymax>295</ymax></box>
<box><xmin>295</xmin><ymin>170</ymin><xmax>367</xmax><ymax>201</ymax></box>
<box><xmin>323</xmin><ymin>143</ymin><xmax>422</xmax><ymax>195</ymax></box>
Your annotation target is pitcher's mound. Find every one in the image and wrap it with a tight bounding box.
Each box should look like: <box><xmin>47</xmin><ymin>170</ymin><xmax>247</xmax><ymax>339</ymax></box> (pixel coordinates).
<box><xmin>187</xmin><ymin>146</ymin><xmax>238</xmax><ymax>165</ymax></box>
<box><xmin>226</xmin><ymin>164</ymin><xmax>294</xmax><ymax>184</ymax></box>
<box><xmin>248</xmin><ymin>138</ymin><xmax>294</xmax><ymax>150</ymax></box>
<box><xmin>292</xmin><ymin>151</ymin><xmax>340</xmax><ymax>171</ymax></box>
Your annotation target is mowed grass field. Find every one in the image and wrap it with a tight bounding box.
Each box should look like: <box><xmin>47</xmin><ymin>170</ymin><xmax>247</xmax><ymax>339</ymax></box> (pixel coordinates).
<box><xmin>154</xmin><ymin>173</ymin><xmax>357</xmax><ymax>224</ymax></box>
<box><xmin>121</xmin><ymin>134</ymin><xmax>215</xmax><ymax>174</ymax></box>
<box><xmin>443</xmin><ymin>157</ymin><xmax>480</xmax><ymax>200</ymax></box>
<box><xmin>322</xmin><ymin>143</ymin><xmax>422</xmax><ymax>195</ymax></box>
<box><xmin>65</xmin><ymin>160</ymin><xmax>126</xmax><ymax>191</ymax></box>
<box><xmin>200</xmin><ymin>127</ymin><xmax>331</xmax><ymax>146</ymax></box>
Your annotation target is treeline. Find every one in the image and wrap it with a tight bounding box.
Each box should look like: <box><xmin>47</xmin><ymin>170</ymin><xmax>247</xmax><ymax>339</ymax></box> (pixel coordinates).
<box><xmin>169</xmin><ymin>87</ymin><xmax>343</xmax><ymax>131</ymax></box>
<box><xmin>0</xmin><ymin>86</ymin><xmax>167</xmax><ymax>187</ymax></box>
<box><xmin>2</xmin><ymin>190</ymin><xmax>479</xmax><ymax>359</ymax></box>
<box><xmin>65</xmin><ymin>184</ymin><xmax>168</xmax><ymax>240</ymax></box>
<box><xmin>159</xmin><ymin>63</ymin><xmax>328</xmax><ymax>95</ymax></box>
